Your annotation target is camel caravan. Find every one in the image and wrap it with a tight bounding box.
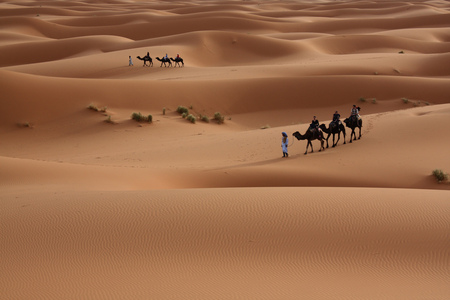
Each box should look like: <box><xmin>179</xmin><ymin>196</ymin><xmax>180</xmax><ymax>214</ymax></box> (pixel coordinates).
<box><xmin>136</xmin><ymin>52</ymin><xmax>184</xmax><ymax>68</ymax></box>
<box><xmin>292</xmin><ymin>106</ymin><xmax>362</xmax><ymax>155</ymax></box>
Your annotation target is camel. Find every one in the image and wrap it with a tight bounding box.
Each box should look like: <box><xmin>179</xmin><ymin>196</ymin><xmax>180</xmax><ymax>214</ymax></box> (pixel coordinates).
<box><xmin>136</xmin><ymin>55</ymin><xmax>153</xmax><ymax>67</ymax></box>
<box><xmin>319</xmin><ymin>122</ymin><xmax>346</xmax><ymax>148</ymax></box>
<box><xmin>155</xmin><ymin>57</ymin><xmax>172</xmax><ymax>67</ymax></box>
<box><xmin>292</xmin><ymin>129</ymin><xmax>325</xmax><ymax>155</ymax></box>
<box><xmin>170</xmin><ymin>57</ymin><xmax>184</xmax><ymax>67</ymax></box>
<box><xmin>343</xmin><ymin>116</ymin><xmax>362</xmax><ymax>142</ymax></box>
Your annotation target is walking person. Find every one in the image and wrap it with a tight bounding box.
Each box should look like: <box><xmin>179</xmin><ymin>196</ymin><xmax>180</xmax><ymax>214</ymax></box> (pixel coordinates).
<box><xmin>281</xmin><ymin>132</ymin><xmax>289</xmax><ymax>158</ymax></box>
<box><xmin>128</xmin><ymin>55</ymin><xmax>133</xmax><ymax>66</ymax></box>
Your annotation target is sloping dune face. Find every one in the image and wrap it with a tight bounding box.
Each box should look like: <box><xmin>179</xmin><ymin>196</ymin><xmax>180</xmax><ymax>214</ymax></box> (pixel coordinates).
<box><xmin>1</xmin><ymin>0</ymin><xmax>450</xmax><ymax>299</ymax></box>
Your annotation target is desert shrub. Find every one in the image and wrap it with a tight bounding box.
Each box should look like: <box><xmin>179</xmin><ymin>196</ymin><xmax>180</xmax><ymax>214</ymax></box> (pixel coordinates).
<box><xmin>19</xmin><ymin>122</ymin><xmax>33</xmax><ymax>128</ymax></box>
<box><xmin>131</xmin><ymin>112</ymin><xmax>152</xmax><ymax>123</ymax></box>
<box><xmin>214</xmin><ymin>112</ymin><xmax>225</xmax><ymax>124</ymax></box>
<box><xmin>401</xmin><ymin>98</ymin><xmax>409</xmax><ymax>104</ymax></box>
<box><xmin>261</xmin><ymin>124</ymin><xmax>271</xmax><ymax>129</ymax></box>
<box><xmin>398</xmin><ymin>50</ymin><xmax>404</xmax><ymax>54</ymax></box>
<box><xmin>186</xmin><ymin>114</ymin><xmax>196</xmax><ymax>123</ymax></box>
<box><xmin>359</xmin><ymin>97</ymin><xmax>367</xmax><ymax>102</ymax></box>
<box><xmin>201</xmin><ymin>115</ymin><xmax>210</xmax><ymax>123</ymax></box>
<box><xmin>162</xmin><ymin>107</ymin><xmax>166</xmax><ymax>115</ymax></box>
<box><xmin>372</xmin><ymin>98</ymin><xmax>377</xmax><ymax>104</ymax></box>
<box><xmin>105</xmin><ymin>115</ymin><xmax>116</xmax><ymax>124</ymax></box>
<box><xmin>432</xmin><ymin>169</ymin><xmax>448</xmax><ymax>183</ymax></box>
<box><xmin>177</xmin><ymin>106</ymin><xmax>189</xmax><ymax>115</ymax></box>
<box><xmin>88</xmin><ymin>103</ymin><xmax>106</xmax><ymax>112</ymax></box>
<box><xmin>182</xmin><ymin>112</ymin><xmax>187</xmax><ymax>118</ymax></box>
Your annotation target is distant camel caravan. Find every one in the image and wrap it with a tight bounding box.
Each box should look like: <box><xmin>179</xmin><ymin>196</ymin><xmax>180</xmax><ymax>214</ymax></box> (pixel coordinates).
<box><xmin>343</xmin><ymin>116</ymin><xmax>362</xmax><ymax>142</ymax></box>
<box><xmin>319</xmin><ymin>122</ymin><xmax>346</xmax><ymax>148</ymax></box>
<box><xmin>136</xmin><ymin>55</ymin><xmax>153</xmax><ymax>67</ymax></box>
<box><xmin>155</xmin><ymin>57</ymin><xmax>172</xmax><ymax>67</ymax></box>
<box><xmin>170</xmin><ymin>57</ymin><xmax>184</xmax><ymax>67</ymax></box>
<box><xmin>292</xmin><ymin>130</ymin><xmax>325</xmax><ymax>155</ymax></box>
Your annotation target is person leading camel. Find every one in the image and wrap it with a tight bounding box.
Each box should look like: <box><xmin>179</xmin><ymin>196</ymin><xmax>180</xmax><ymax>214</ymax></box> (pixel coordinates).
<box><xmin>281</xmin><ymin>132</ymin><xmax>289</xmax><ymax>158</ymax></box>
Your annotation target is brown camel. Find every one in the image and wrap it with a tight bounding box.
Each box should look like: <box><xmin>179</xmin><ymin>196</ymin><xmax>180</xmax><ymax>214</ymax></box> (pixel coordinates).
<box><xmin>319</xmin><ymin>122</ymin><xmax>346</xmax><ymax>148</ymax></box>
<box><xmin>136</xmin><ymin>55</ymin><xmax>153</xmax><ymax>67</ymax></box>
<box><xmin>170</xmin><ymin>57</ymin><xmax>184</xmax><ymax>67</ymax></box>
<box><xmin>343</xmin><ymin>117</ymin><xmax>362</xmax><ymax>142</ymax></box>
<box><xmin>292</xmin><ymin>129</ymin><xmax>325</xmax><ymax>155</ymax></box>
<box><xmin>155</xmin><ymin>57</ymin><xmax>172</xmax><ymax>67</ymax></box>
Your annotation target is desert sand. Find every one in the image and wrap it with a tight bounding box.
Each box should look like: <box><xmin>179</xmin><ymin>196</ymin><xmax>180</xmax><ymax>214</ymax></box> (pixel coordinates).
<box><xmin>1</xmin><ymin>0</ymin><xmax>449</xmax><ymax>299</ymax></box>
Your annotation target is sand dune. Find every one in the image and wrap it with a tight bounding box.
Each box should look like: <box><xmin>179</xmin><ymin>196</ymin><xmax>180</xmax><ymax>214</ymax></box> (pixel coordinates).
<box><xmin>1</xmin><ymin>188</ymin><xmax>449</xmax><ymax>299</ymax></box>
<box><xmin>1</xmin><ymin>0</ymin><xmax>449</xmax><ymax>299</ymax></box>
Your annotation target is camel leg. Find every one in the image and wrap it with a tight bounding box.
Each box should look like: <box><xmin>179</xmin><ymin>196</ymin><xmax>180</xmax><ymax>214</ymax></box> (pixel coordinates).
<box><xmin>325</xmin><ymin>134</ymin><xmax>330</xmax><ymax>148</ymax></box>
<box><xmin>305</xmin><ymin>141</ymin><xmax>312</xmax><ymax>155</ymax></box>
<box><xmin>358</xmin><ymin>127</ymin><xmax>362</xmax><ymax>139</ymax></box>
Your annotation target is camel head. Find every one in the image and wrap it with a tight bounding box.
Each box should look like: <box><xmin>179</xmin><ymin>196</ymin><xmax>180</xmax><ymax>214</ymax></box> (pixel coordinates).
<box><xmin>292</xmin><ymin>131</ymin><xmax>302</xmax><ymax>140</ymax></box>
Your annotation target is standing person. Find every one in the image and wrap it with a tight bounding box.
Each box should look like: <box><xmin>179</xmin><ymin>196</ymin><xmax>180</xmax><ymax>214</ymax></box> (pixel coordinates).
<box><xmin>176</xmin><ymin>53</ymin><xmax>180</xmax><ymax>59</ymax></box>
<box><xmin>128</xmin><ymin>55</ymin><xmax>133</xmax><ymax>66</ymax></box>
<box><xmin>164</xmin><ymin>53</ymin><xmax>168</xmax><ymax>61</ymax></box>
<box><xmin>281</xmin><ymin>132</ymin><xmax>289</xmax><ymax>158</ymax></box>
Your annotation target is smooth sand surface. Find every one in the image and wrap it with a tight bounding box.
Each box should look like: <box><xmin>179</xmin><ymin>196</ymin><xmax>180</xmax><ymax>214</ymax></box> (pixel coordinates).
<box><xmin>1</xmin><ymin>0</ymin><xmax>449</xmax><ymax>299</ymax></box>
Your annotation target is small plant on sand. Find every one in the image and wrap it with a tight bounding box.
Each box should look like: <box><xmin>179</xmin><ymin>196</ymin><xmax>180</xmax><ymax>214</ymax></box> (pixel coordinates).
<box><xmin>432</xmin><ymin>169</ymin><xmax>448</xmax><ymax>183</ymax></box>
<box><xmin>261</xmin><ymin>124</ymin><xmax>271</xmax><ymax>129</ymax></box>
<box><xmin>200</xmin><ymin>115</ymin><xmax>210</xmax><ymax>123</ymax></box>
<box><xmin>177</xmin><ymin>106</ymin><xmax>189</xmax><ymax>115</ymax></box>
<box><xmin>401</xmin><ymin>98</ymin><xmax>409</xmax><ymax>104</ymax></box>
<box><xmin>88</xmin><ymin>103</ymin><xmax>107</xmax><ymax>112</ymax></box>
<box><xmin>105</xmin><ymin>115</ymin><xmax>116</xmax><ymax>124</ymax></box>
<box><xmin>213</xmin><ymin>112</ymin><xmax>225</xmax><ymax>124</ymax></box>
<box><xmin>359</xmin><ymin>97</ymin><xmax>367</xmax><ymax>103</ymax></box>
<box><xmin>398</xmin><ymin>50</ymin><xmax>404</xmax><ymax>54</ymax></box>
<box><xmin>186</xmin><ymin>114</ymin><xmax>196</xmax><ymax>124</ymax></box>
<box><xmin>182</xmin><ymin>112</ymin><xmax>187</xmax><ymax>119</ymax></box>
<box><xmin>19</xmin><ymin>122</ymin><xmax>33</xmax><ymax>128</ymax></box>
<box><xmin>162</xmin><ymin>107</ymin><xmax>166</xmax><ymax>115</ymax></box>
<box><xmin>131</xmin><ymin>112</ymin><xmax>152</xmax><ymax>123</ymax></box>
<box><xmin>372</xmin><ymin>98</ymin><xmax>377</xmax><ymax>104</ymax></box>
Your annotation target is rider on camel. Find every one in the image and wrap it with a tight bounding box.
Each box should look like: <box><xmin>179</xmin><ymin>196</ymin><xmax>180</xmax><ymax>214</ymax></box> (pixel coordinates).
<box><xmin>309</xmin><ymin>116</ymin><xmax>321</xmax><ymax>136</ymax></box>
<box><xmin>350</xmin><ymin>105</ymin><xmax>360</xmax><ymax>121</ymax></box>
<box><xmin>331</xmin><ymin>111</ymin><xmax>340</xmax><ymax>127</ymax></box>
